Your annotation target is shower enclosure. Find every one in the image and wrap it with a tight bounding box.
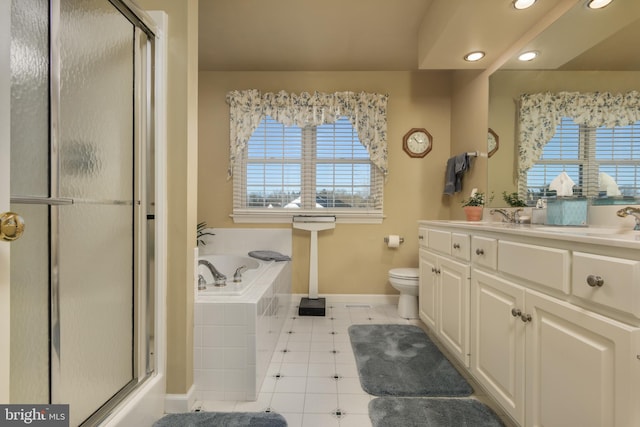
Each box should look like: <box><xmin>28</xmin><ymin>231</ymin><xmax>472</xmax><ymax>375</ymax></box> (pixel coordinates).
<box><xmin>6</xmin><ymin>0</ymin><xmax>158</xmax><ymax>425</ymax></box>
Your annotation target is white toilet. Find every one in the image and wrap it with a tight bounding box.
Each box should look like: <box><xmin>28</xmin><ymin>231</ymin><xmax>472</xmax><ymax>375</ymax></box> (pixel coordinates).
<box><xmin>388</xmin><ymin>268</ymin><xmax>419</xmax><ymax>319</ymax></box>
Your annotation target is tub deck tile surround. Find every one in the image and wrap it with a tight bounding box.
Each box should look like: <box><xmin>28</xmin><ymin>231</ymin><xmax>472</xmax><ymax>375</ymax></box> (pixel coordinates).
<box><xmin>196</xmin><ymin>303</ymin><xmax>517</xmax><ymax>427</ymax></box>
<box><xmin>194</xmin><ymin>261</ymin><xmax>292</xmax><ymax>401</ymax></box>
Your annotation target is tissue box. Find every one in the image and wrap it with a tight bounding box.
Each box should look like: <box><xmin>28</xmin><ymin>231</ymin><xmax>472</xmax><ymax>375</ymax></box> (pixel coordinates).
<box><xmin>545</xmin><ymin>197</ymin><xmax>588</xmax><ymax>226</ymax></box>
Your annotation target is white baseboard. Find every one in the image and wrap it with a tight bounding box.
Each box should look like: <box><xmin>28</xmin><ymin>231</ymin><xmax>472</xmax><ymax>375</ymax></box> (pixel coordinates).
<box><xmin>291</xmin><ymin>293</ymin><xmax>399</xmax><ymax>306</ymax></box>
<box><xmin>163</xmin><ymin>384</ymin><xmax>196</xmax><ymax>414</ymax></box>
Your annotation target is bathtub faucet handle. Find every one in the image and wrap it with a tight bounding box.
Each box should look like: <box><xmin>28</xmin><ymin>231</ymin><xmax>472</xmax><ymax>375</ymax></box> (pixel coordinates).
<box><xmin>234</xmin><ymin>265</ymin><xmax>247</xmax><ymax>282</ymax></box>
<box><xmin>198</xmin><ymin>274</ymin><xmax>207</xmax><ymax>290</ymax></box>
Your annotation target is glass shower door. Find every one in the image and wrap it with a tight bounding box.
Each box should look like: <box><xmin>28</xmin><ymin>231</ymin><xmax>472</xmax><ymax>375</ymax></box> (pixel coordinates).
<box><xmin>53</xmin><ymin>1</ymin><xmax>137</xmax><ymax>424</ymax></box>
<box><xmin>9</xmin><ymin>0</ymin><xmax>155</xmax><ymax>425</ymax></box>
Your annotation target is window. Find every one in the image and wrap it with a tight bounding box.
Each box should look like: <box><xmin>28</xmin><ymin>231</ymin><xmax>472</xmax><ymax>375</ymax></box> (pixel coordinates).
<box><xmin>233</xmin><ymin>116</ymin><xmax>384</xmax><ymax>222</ymax></box>
<box><xmin>526</xmin><ymin>117</ymin><xmax>640</xmax><ymax>200</ymax></box>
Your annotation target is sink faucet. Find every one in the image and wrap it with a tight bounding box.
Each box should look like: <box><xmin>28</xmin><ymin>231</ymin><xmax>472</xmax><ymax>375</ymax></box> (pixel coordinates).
<box><xmin>198</xmin><ymin>259</ymin><xmax>227</xmax><ymax>286</ymax></box>
<box><xmin>616</xmin><ymin>206</ymin><xmax>640</xmax><ymax>230</ymax></box>
<box><xmin>490</xmin><ymin>208</ymin><xmax>523</xmax><ymax>223</ymax></box>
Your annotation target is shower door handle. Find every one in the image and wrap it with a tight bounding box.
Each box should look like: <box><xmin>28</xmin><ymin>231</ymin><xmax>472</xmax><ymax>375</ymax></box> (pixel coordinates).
<box><xmin>0</xmin><ymin>211</ymin><xmax>25</xmax><ymax>242</ymax></box>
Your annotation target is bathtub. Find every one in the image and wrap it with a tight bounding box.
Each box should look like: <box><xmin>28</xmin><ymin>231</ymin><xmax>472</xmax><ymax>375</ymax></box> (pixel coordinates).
<box><xmin>197</xmin><ymin>254</ymin><xmax>272</xmax><ymax>296</ymax></box>
<box><xmin>194</xmin><ymin>251</ymin><xmax>292</xmax><ymax>401</ymax></box>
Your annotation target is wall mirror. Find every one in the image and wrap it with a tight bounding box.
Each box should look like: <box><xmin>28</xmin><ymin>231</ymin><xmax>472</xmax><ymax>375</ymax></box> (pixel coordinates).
<box><xmin>487</xmin><ymin>1</ymin><xmax>640</xmax><ymax>207</ymax></box>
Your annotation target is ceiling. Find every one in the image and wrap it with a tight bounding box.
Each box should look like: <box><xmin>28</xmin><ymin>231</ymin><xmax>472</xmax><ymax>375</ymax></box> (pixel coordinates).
<box><xmin>198</xmin><ymin>0</ymin><xmax>640</xmax><ymax>72</ymax></box>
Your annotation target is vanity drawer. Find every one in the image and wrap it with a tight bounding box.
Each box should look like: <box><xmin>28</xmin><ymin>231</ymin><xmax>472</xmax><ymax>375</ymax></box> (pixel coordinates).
<box><xmin>451</xmin><ymin>233</ymin><xmax>470</xmax><ymax>261</ymax></box>
<box><xmin>428</xmin><ymin>229</ymin><xmax>451</xmax><ymax>255</ymax></box>
<box><xmin>498</xmin><ymin>241</ymin><xmax>570</xmax><ymax>294</ymax></box>
<box><xmin>471</xmin><ymin>236</ymin><xmax>497</xmax><ymax>270</ymax></box>
<box><xmin>418</xmin><ymin>227</ymin><xmax>429</xmax><ymax>248</ymax></box>
<box><xmin>572</xmin><ymin>252</ymin><xmax>640</xmax><ymax>318</ymax></box>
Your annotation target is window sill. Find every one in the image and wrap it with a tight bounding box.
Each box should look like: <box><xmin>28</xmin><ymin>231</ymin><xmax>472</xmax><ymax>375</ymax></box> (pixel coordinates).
<box><xmin>231</xmin><ymin>209</ymin><xmax>384</xmax><ymax>224</ymax></box>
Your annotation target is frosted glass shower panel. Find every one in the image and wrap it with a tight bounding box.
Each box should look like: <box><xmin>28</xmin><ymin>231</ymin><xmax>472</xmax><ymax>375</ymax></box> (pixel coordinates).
<box><xmin>59</xmin><ymin>0</ymin><xmax>134</xmax><ymax>201</ymax></box>
<box><xmin>9</xmin><ymin>204</ymin><xmax>49</xmax><ymax>404</ymax></box>
<box><xmin>57</xmin><ymin>204</ymin><xmax>133</xmax><ymax>425</ymax></box>
<box><xmin>9</xmin><ymin>0</ymin><xmax>50</xmax><ymax>404</ymax></box>
<box><xmin>10</xmin><ymin>0</ymin><xmax>49</xmax><ymax>196</ymax></box>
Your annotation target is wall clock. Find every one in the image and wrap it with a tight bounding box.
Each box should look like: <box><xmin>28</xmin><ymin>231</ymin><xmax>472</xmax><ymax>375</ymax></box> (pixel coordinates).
<box><xmin>488</xmin><ymin>128</ymin><xmax>499</xmax><ymax>158</ymax></box>
<box><xmin>402</xmin><ymin>128</ymin><xmax>432</xmax><ymax>158</ymax></box>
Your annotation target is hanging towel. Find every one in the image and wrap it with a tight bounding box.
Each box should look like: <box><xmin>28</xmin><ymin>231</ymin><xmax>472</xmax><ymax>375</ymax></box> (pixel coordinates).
<box><xmin>549</xmin><ymin>172</ymin><xmax>575</xmax><ymax>197</ymax></box>
<box><xmin>248</xmin><ymin>250</ymin><xmax>291</xmax><ymax>261</ymax></box>
<box><xmin>444</xmin><ymin>154</ymin><xmax>470</xmax><ymax>195</ymax></box>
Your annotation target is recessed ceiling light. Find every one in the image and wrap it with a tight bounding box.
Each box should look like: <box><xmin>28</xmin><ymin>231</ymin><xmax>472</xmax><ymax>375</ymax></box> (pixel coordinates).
<box><xmin>587</xmin><ymin>0</ymin><xmax>613</xmax><ymax>9</ymax></box>
<box><xmin>518</xmin><ymin>51</ymin><xmax>538</xmax><ymax>61</ymax></box>
<box><xmin>464</xmin><ymin>51</ymin><xmax>485</xmax><ymax>62</ymax></box>
<box><xmin>513</xmin><ymin>0</ymin><xmax>537</xmax><ymax>10</ymax></box>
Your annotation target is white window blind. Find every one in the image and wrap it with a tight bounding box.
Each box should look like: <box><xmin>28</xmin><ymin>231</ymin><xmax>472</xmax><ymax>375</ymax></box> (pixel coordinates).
<box><xmin>526</xmin><ymin>117</ymin><xmax>640</xmax><ymax>199</ymax></box>
<box><xmin>233</xmin><ymin>116</ymin><xmax>383</xmax><ymax>222</ymax></box>
<box><xmin>595</xmin><ymin>123</ymin><xmax>640</xmax><ymax>197</ymax></box>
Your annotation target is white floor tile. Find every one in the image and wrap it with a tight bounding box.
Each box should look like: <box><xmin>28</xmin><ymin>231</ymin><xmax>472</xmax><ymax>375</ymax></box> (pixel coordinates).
<box><xmin>270</xmin><ymin>392</ymin><xmax>306</xmax><ymax>413</ymax></box>
<box><xmin>308</xmin><ymin>350</ymin><xmax>335</xmax><ymax>364</ymax></box>
<box><xmin>280</xmin><ymin>412</ymin><xmax>303</xmax><ymax>427</ymax></box>
<box><xmin>282</xmin><ymin>350</ymin><xmax>311</xmax><ymax>364</ymax></box>
<box><xmin>338</xmin><ymin>413</ymin><xmax>372</xmax><ymax>427</ymax></box>
<box><xmin>279</xmin><ymin>362</ymin><xmax>309</xmax><ymax>377</ymax></box>
<box><xmin>306</xmin><ymin>376</ymin><xmax>338</xmax><ymax>394</ymax></box>
<box><xmin>302</xmin><ymin>393</ymin><xmax>338</xmax><ymax>413</ymax></box>
<box><xmin>274</xmin><ymin>376</ymin><xmax>307</xmax><ymax>393</ymax></box>
<box><xmin>301</xmin><ymin>413</ymin><xmax>340</xmax><ymax>427</ymax></box>
<box><xmin>307</xmin><ymin>363</ymin><xmax>337</xmax><ymax>377</ymax></box>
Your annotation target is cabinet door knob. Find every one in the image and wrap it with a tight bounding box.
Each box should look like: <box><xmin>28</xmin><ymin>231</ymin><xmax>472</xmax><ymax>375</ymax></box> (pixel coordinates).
<box><xmin>418</xmin><ymin>235</ymin><xmax>424</xmax><ymax>240</ymax></box>
<box><xmin>521</xmin><ymin>313</ymin><xmax>532</xmax><ymax>323</ymax></box>
<box><xmin>586</xmin><ymin>275</ymin><xmax>604</xmax><ymax>287</ymax></box>
<box><xmin>475</xmin><ymin>248</ymin><xmax>484</xmax><ymax>255</ymax></box>
<box><xmin>511</xmin><ymin>308</ymin><xmax>522</xmax><ymax>317</ymax></box>
<box><xmin>453</xmin><ymin>243</ymin><xmax>460</xmax><ymax>249</ymax></box>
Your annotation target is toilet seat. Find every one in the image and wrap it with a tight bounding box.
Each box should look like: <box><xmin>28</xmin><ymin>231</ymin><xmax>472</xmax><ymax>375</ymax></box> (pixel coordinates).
<box><xmin>389</xmin><ymin>268</ymin><xmax>419</xmax><ymax>280</ymax></box>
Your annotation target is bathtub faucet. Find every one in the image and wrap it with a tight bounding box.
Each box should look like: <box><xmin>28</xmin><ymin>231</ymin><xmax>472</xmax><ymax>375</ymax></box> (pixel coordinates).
<box><xmin>199</xmin><ymin>259</ymin><xmax>227</xmax><ymax>286</ymax></box>
<box><xmin>616</xmin><ymin>206</ymin><xmax>640</xmax><ymax>230</ymax></box>
<box><xmin>490</xmin><ymin>208</ymin><xmax>523</xmax><ymax>223</ymax></box>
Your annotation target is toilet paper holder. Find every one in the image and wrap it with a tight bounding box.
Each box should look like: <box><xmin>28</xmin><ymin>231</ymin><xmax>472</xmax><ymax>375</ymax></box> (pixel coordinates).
<box><xmin>384</xmin><ymin>236</ymin><xmax>405</xmax><ymax>244</ymax></box>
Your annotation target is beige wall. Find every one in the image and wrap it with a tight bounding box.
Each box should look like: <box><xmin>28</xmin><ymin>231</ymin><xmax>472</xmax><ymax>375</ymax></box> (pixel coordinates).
<box><xmin>198</xmin><ymin>71</ymin><xmax>457</xmax><ymax>295</ymax></box>
<box><xmin>449</xmin><ymin>70</ymin><xmax>490</xmax><ymax>219</ymax></box>
<box><xmin>138</xmin><ymin>0</ymin><xmax>198</xmax><ymax>395</ymax></box>
<box><xmin>488</xmin><ymin>70</ymin><xmax>640</xmax><ymax>205</ymax></box>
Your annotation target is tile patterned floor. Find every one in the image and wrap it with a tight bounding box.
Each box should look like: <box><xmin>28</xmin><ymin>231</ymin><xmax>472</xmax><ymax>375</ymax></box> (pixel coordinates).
<box><xmin>198</xmin><ymin>303</ymin><xmax>517</xmax><ymax>427</ymax></box>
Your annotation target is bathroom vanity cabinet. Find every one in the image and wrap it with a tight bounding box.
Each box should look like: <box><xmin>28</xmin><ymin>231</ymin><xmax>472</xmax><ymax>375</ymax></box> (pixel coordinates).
<box><xmin>418</xmin><ymin>221</ymin><xmax>640</xmax><ymax>427</ymax></box>
<box><xmin>418</xmin><ymin>228</ymin><xmax>471</xmax><ymax>367</ymax></box>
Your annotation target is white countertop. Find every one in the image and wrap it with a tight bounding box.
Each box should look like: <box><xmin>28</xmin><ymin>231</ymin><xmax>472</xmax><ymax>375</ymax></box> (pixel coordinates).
<box><xmin>419</xmin><ymin>220</ymin><xmax>640</xmax><ymax>250</ymax></box>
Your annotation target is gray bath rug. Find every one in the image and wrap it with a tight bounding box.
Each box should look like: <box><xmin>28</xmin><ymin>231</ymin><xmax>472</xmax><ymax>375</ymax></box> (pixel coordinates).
<box><xmin>152</xmin><ymin>411</ymin><xmax>287</xmax><ymax>427</ymax></box>
<box><xmin>348</xmin><ymin>324</ymin><xmax>472</xmax><ymax>396</ymax></box>
<box><xmin>369</xmin><ymin>397</ymin><xmax>504</xmax><ymax>427</ymax></box>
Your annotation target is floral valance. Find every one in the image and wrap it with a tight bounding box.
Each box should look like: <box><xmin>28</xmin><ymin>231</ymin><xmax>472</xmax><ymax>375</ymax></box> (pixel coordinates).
<box><xmin>518</xmin><ymin>91</ymin><xmax>640</xmax><ymax>184</ymax></box>
<box><xmin>225</xmin><ymin>89</ymin><xmax>389</xmax><ymax>178</ymax></box>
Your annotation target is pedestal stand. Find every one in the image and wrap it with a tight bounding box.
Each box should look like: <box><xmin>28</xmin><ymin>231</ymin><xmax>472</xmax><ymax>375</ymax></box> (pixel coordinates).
<box><xmin>292</xmin><ymin>216</ymin><xmax>336</xmax><ymax>316</ymax></box>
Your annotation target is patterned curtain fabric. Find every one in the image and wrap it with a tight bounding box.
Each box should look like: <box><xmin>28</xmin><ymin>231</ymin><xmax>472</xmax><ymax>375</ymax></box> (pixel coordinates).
<box><xmin>226</xmin><ymin>89</ymin><xmax>389</xmax><ymax>178</ymax></box>
<box><xmin>517</xmin><ymin>91</ymin><xmax>640</xmax><ymax>184</ymax></box>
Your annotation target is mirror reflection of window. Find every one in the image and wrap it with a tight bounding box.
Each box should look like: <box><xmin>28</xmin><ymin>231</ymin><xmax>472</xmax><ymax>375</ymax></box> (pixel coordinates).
<box><xmin>526</xmin><ymin>117</ymin><xmax>640</xmax><ymax>202</ymax></box>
